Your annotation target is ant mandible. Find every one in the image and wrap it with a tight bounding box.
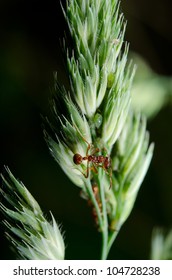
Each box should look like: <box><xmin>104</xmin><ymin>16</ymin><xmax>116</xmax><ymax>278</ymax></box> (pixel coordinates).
<box><xmin>73</xmin><ymin>134</ymin><xmax>112</xmax><ymax>188</ymax></box>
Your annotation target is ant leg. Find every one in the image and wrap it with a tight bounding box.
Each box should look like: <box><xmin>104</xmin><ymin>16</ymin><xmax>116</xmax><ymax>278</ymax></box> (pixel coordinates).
<box><xmin>94</xmin><ymin>164</ymin><xmax>107</xmax><ymax>172</ymax></box>
<box><xmin>72</xmin><ymin>159</ymin><xmax>90</xmax><ymax>178</ymax></box>
<box><xmin>86</xmin><ymin>143</ymin><xmax>91</xmax><ymax>157</ymax></box>
<box><xmin>91</xmin><ymin>162</ymin><xmax>98</xmax><ymax>174</ymax></box>
<box><xmin>82</xmin><ymin>160</ymin><xmax>90</xmax><ymax>178</ymax></box>
<box><xmin>85</xmin><ymin>141</ymin><xmax>99</xmax><ymax>157</ymax></box>
<box><xmin>83</xmin><ymin>162</ymin><xmax>99</xmax><ymax>178</ymax></box>
<box><xmin>108</xmin><ymin>166</ymin><xmax>113</xmax><ymax>189</ymax></box>
<box><xmin>95</xmin><ymin>163</ymin><xmax>113</xmax><ymax>189</ymax></box>
<box><xmin>102</xmin><ymin>147</ymin><xmax>109</xmax><ymax>157</ymax></box>
<box><xmin>102</xmin><ymin>148</ymin><xmax>112</xmax><ymax>189</ymax></box>
<box><xmin>73</xmin><ymin>123</ymin><xmax>93</xmax><ymax>157</ymax></box>
<box><xmin>83</xmin><ymin>161</ymin><xmax>98</xmax><ymax>178</ymax></box>
<box><xmin>91</xmin><ymin>147</ymin><xmax>100</xmax><ymax>156</ymax></box>
<box><xmin>103</xmin><ymin>164</ymin><xmax>113</xmax><ymax>189</ymax></box>
<box><xmin>73</xmin><ymin>124</ymin><xmax>91</xmax><ymax>146</ymax></box>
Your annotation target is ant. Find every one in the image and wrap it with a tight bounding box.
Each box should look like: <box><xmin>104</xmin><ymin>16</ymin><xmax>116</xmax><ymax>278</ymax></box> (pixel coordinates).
<box><xmin>73</xmin><ymin>134</ymin><xmax>112</xmax><ymax>188</ymax></box>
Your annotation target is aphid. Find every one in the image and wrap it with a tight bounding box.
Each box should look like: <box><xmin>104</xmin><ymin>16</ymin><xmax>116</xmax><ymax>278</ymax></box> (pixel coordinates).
<box><xmin>73</xmin><ymin>136</ymin><xmax>112</xmax><ymax>188</ymax></box>
<box><xmin>107</xmin><ymin>72</ymin><xmax>115</xmax><ymax>89</ymax></box>
<box><xmin>93</xmin><ymin>113</ymin><xmax>102</xmax><ymax>129</ymax></box>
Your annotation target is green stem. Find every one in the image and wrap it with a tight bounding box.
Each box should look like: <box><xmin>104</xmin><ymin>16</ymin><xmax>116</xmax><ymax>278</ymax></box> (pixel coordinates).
<box><xmin>85</xmin><ymin>180</ymin><xmax>103</xmax><ymax>231</ymax></box>
<box><xmin>99</xmin><ymin>171</ymin><xmax>109</xmax><ymax>260</ymax></box>
<box><xmin>107</xmin><ymin>230</ymin><xmax>119</xmax><ymax>256</ymax></box>
<box><xmin>85</xmin><ymin>175</ymin><xmax>109</xmax><ymax>260</ymax></box>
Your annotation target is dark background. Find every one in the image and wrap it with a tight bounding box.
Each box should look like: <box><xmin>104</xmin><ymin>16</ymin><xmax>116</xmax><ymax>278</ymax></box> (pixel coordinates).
<box><xmin>0</xmin><ymin>0</ymin><xmax>172</xmax><ymax>259</ymax></box>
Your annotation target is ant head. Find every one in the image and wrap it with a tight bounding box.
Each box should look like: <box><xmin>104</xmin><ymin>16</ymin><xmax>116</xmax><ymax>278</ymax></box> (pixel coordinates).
<box><xmin>73</xmin><ymin>153</ymin><xmax>83</xmax><ymax>165</ymax></box>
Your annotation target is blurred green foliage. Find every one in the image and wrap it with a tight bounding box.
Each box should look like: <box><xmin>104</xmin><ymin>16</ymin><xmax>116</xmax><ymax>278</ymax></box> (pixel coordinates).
<box><xmin>131</xmin><ymin>53</ymin><xmax>172</xmax><ymax>119</ymax></box>
<box><xmin>0</xmin><ymin>0</ymin><xmax>172</xmax><ymax>259</ymax></box>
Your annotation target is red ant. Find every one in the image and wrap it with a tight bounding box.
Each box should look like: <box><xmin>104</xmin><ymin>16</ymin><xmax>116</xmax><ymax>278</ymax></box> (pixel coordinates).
<box><xmin>73</xmin><ymin>136</ymin><xmax>112</xmax><ymax>188</ymax></box>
